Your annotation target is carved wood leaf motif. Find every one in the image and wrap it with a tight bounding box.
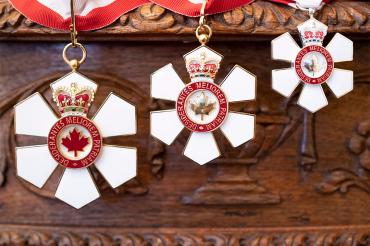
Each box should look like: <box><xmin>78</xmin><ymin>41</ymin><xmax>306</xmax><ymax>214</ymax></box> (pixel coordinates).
<box><xmin>317</xmin><ymin>120</ymin><xmax>370</xmax><ymax>194</ymax></box>
<box><xmin>0</xmin><ymin>228</ymin><xmax>369</xmax><ymax>246</ymax></box>
<box><xmin>0</xmin><ymin>1</ymin><xmax>369</xmax><ymax>38</ymax></box>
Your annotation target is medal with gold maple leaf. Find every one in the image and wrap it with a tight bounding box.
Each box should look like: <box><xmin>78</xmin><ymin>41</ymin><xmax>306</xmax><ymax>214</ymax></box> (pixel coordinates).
<box><xmin>13</xmin><ymin>4</ymin><xmax>137</xmax><ymax>209</ymax></box>
<box><xmin>150</xmin><ymin>1</ymin><xmax>257</xmax><ymax>165</ymax></box>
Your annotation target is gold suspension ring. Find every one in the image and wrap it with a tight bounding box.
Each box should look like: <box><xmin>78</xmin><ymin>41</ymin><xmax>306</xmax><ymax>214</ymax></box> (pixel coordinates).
<box><xmin>63</xmin><ymin>0</ymin><xmax>87</xmax><ymax>71</ymax></box>
<box><xmin>196</xmin><ymin>0</ymin><xmax>212</xmax><ymax>45</ymax></box>
<box><xmin>63</xmin><ymin>42</ymin><xmax>87</xmax><ymax>71</ymax></box>
<box><xmin>196</xmin><ymin>24</ymin><xmax>212</xmax><ymax>45</ymax></box>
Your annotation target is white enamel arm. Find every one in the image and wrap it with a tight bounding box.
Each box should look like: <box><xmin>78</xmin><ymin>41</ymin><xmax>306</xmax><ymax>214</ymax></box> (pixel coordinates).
<box><xmin>184</xmin><ymin>132</ymin><xmax>220</xmax><ymax>165</ymax></box>
<box><xmin>150</xmin><ymin>109</ymin><xmax>184</xmax><ymax>145</ymax></box>
<box><xmin>220</xmin><ymin>112</ymin><xmax>255</xmax><ymax>147</ymax></box>
<box><xmin>93</xmin><ymin>93</ymin><xmax>136</xmax><ymax>137</ymax></box>
<box><xmin>326</xmin><ymin>69</ymin><xmax>353</xmax><ymax>98</ymax></box>
<box><xmin>272</xmin><ymin>33</ymin><xmax>301</xmax><ymax>62</ymax></box>
<box><xmin>220</xmin><ymin>65</ymin><xmax>256</xmax><ymax>102</ymax></box>
<box><xmin>55</xmin><ymin>168</ymin><xmax>100</xmax><ymax>209</ymax></box>
<box><xmin>16</xmin><ymin>145</ymin><xmax>58</xmax><ymax>188</ymax></box>
<box><xmin>272</xmin><ymin>68</ymin><xmax>301</xmax><ymax>97</ymax></box>
<box><xmin>151</xmin><ymin>64</ymin><xmax>185</xmax><ymax>101</ymax></box>
<box><xmin>326</xmin><ymin>33</ymin><xmax>353</xmax><ymax>63</ymax></box>
<box><xmin>298</xmin><ymin>84</ymin><xmax>328</xmax><ymax>113</ymax></box>
<box><xmin>95</xmin><ymin>146</ymin><xmax>137</xmax><ymax>188</ymax></box>
<box><xmin>15</xmin><ymin>93</ymin><xmax>58</xmax><ymax>137</ymax></box>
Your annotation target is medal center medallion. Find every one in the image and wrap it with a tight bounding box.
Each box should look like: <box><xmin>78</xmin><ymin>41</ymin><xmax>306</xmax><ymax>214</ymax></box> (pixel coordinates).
<box><xmin>48</xmin><ymin>115</ymin><xmax>102</xmax><ymax>168</ymax></box>
<box><xmin>295</xmin><ymin>45</ymin><xmax>334</xmax><ymax>85</ymax></box>
<box><xmin>176</xmin><ymin>81</ymin><xmax>228</xmax><ymax>133</ymax></box>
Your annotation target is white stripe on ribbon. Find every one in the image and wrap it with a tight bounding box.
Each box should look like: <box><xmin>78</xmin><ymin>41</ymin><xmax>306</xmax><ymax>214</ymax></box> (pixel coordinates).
<box><xmin>187</xmin><ymin>0</ymin><xmax>204</xmax><ymax>3</ymax></box>
<box><xmin>295</xmin><ymin>0</ymin><xmax>322</xmax><ymax>9</ymax></box>
<box><xmin>36</xmin><ymin>0</ymin><xmax>116</xmax><ymax>19</ymax></box>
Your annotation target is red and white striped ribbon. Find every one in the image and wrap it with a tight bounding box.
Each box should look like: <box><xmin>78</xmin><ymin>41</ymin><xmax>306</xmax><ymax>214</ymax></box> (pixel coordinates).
<box><xmin>9</xmin><ymin>0</ymin><xmax>334</xmax><ymax>31</ymax></box>
<box><xmin>269</xmin><ymin>0</ymin><xmax>332</xmax><ymax>9</ymax></box>
<box><xmin>149</xmin><ymin>0</ymin><xmax>254</xmax><ymax>17</ymax></box>
<box><xmin>9</xmin><ymin>0</ymin><xmax>255</xmax><ymax>31</ymax></box>
<box><xmin>9</xmin><ymin>0</ymin><xmax>148</xmax><ymax>31</ymax></box>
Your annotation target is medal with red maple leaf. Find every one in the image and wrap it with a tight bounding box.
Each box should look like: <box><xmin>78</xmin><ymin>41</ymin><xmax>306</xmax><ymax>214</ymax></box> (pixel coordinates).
<box><xmin>14</xmin><ymin>29</ymin><xmax>137</xmax><ymax>208</ymax></box>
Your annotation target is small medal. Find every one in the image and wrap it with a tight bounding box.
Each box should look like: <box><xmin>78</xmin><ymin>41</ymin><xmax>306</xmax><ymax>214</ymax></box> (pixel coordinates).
<box><xmin>14</xmin><ymin>2</ymin><xmax>137</xmax><ymax>209</ymax></box>
<box><xmin>150</xmin><ymin>1</ymin><xmax>256</xmax><ymax>165</ymax></box>
<box><xmin>271</xmin><ymin>0</ymin><xmax>353</xmax><ymax>113</ymax></box>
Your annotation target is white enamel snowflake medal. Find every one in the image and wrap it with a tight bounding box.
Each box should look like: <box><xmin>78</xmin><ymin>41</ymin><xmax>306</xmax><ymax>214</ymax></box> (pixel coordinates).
<box><xmin>150</xmin><ymin>45</ymin><xmax>256</xmax><ymax>165</ymax></box>
<box><xmin>272</xmin><ymin>16</ymin><xmax>353</xmax><ymax>113</ymax></box>
<box><xmin>14</xmin><ymin>71</ymin><xmax>137</xmax><ymax>209</ymax></box>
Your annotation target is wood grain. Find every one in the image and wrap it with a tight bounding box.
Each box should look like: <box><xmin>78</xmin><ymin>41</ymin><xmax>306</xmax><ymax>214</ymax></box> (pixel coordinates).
<box><xmin>0</xmin><ymin>0</ymin><xmax>369</xmax><ymax>243</ymax></box>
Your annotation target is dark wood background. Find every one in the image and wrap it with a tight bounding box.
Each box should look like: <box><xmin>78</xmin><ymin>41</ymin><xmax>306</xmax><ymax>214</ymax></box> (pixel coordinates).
<box><xmin>0</xmin><ymin>0</ymin><xmax>369</xmax><ymax>245</ymax></box>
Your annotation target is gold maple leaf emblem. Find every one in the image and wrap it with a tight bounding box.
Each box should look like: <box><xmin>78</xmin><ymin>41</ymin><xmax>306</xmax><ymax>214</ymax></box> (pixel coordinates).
<box><xmin>190</xmin><ymin>91</ymin><xmax>216</xmax><ymax>121</ymax></box>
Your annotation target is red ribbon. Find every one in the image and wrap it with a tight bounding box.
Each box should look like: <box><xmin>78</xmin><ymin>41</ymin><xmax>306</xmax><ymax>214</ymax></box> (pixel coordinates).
<box><xmin>150</xmin><ymin>0</ymin><xmax>253</xmax><ymax>17</ymax></box>
<box><xmin>9</xmin><ymin>0</ymin><xmax>148</xmax><ymax>31</ymax></box>
<box><xmin>9</xmin><ymin>0</ymin><xmax>333</xmax><ymax>31</ymax></box>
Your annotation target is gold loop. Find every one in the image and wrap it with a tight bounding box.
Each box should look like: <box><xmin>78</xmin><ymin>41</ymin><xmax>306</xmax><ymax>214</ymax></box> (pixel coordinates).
<box><xmin>63</xmin><ymin>42</ymin><xmax>87</xmax><ymax>70</ymax></box>
<box><xmin>199</xmin><ymin>15</ymin><xmax>206</xmax><ymax>26</ymax></box>
<box><xmin>196</xmin><ymin>24</ymin><xmax>212</xmax><ymax>45</ymax></box>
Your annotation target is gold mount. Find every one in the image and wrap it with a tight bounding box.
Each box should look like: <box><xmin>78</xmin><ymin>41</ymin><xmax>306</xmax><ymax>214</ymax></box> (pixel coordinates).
<box><xmin>196</xmin><ymin>0</ymin><xmax>212</xmax><ymax>45</ymax></box>
<box><xmin>62</xmin><ymin>0</ymin><xmax>87</xmax><ymax>71</ymax></box>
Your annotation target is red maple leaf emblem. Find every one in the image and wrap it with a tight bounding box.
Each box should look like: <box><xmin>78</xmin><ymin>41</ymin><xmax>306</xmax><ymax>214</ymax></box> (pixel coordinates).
<box><xmin>61</xmin><ymin>128</ymin><xmax>89</xmax><ymax>157</ymax></box>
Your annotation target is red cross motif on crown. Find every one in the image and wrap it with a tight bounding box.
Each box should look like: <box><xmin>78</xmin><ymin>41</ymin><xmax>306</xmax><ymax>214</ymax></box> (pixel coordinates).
<box><xmin>271</xmin><ymin>17</ymin><xmax>353</xmax><ymax>113</ymax></box>
<box><xmin>150</xmin><ymin>46</ymin><xmax>256</xmax><ymax>165</ymax></box>
<box><xmin>14</xmin><ymin>71</ymin><xmax>137</xmax><ymax>209</ymax></box>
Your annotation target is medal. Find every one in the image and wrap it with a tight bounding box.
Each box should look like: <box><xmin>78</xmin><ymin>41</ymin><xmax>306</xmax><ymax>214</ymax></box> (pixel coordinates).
<box><xmin>14</xmin><ymin>1</ymin><xmax>137</xmax><ymax>209</ymax></box>
<box><xmin>150</xmin><ymin>0</ymin><xmax>256</xmax><ymax>165</ymax></box>
<box><xmin>271</xmin><ymin>0</ymin><xmax>353</xmax><ymax>113</ymax></box>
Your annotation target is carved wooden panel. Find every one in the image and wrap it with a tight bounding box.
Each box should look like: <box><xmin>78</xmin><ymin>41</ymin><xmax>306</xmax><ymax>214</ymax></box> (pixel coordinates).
<box><xmin>0</xmin><ymin>0</ymin><xmax>369</xmax><ymax>244</ymax></box>
<box><xmin>0</xmin><ymin>0</ymin><xmax>370</xmax><ymax>40</ymax></box>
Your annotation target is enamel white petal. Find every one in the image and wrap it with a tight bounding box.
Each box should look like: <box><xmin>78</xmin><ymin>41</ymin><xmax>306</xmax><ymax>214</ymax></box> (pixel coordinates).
<box><xmin>298</xmin><ymin>84</ymin><xmax>328</xmax><ymax>113</ymax></box>
<box><xmin>55</xmin><ymin>168</ymin><xmax>100</xmax><ymax>209</ymax></box>
<box><xmin>220</xmin><ymin>113</ymin><xmax>255</xmax><ymax>147</ymax></box>
<box><xmin>272</xmin><ymin>33</ymin><xmax>301</xmax><ymax>62</ymax></box>
<box><xmin>272</xmin><ymin>68</ymin><xmax>301</xmax><ymax>97</ymax></box>
<box><xmin>183</xmin><ymin>45</ymin><xmax>223</xmax><ymax>66</ymax></box>
<box><xmin>93</xmin><ymin>93</ymin><xmax>136</xmax><ymax>137</ymax></box>
<box><xmin>220</xmin><ymin>65</ymin><xmax>256</xmax><ymax>102</ymax></box>
<box><xmin>16</xmin><ymin>145</ymin><xmax>58</xmax><ymax>188</ymax></box>
<box><xmin>150</xmin><ymin>110</ymin><xmax>184</xmax><ymax>145</ymax></box>
<box><xmin>326</xmin><ymin>69</ymin><xmax>353</xmax><ymax>98</ymax></box>
<box><xmin>184</xmin><ymin>132</ymin><xmax>220</xmax><ymax>165</ymax></box>
<box><xmin>15</xmin><ymin>93</ymin><xmax>57</xmax><ymax>137</ymax></box>
<box><xmin>151</xmin><ymin>64</ymin><xmax>185</xmax><ymax>101</ymax></box>
<box><xmin>326</xmin><ymin>33</ymin><xmax>353</xmax><ymax>63</ymax></box>
<box><xmin>50</xmin><ymin>71</ymin><xmax>98</xmax><ymax>91</ymax></box>
<box><xmin>95</xmin><ymin>146</ymin><xmax>137</xmax><ymax>188</ymax></box>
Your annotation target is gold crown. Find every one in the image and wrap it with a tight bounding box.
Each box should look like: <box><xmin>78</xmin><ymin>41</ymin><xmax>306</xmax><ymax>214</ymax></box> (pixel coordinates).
<box><xmin>53</xmin><ymin>82</ymin><xmax>95</xmax><ymax>116</ymax></box>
